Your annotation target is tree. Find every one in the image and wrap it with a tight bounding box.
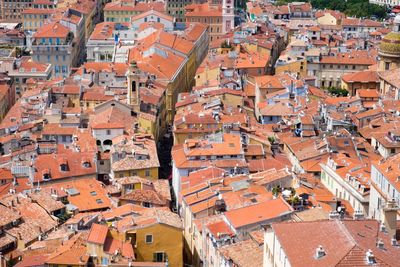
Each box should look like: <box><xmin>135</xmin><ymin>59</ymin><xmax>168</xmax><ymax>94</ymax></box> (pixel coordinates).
<box><xmin>327</xmin><ymin>87</ymin><xmax>349</xmax><ymax>97</ymax></box>
<box><xmin>268</xmin><ymin>136</ymin><xmax>276</xmax><ymax>144</ymax></box>
<box><xmin>272</xmin><ymin>185</ymin><xmax>281</xmax><ymax>196</ymax></box>
<box><xmin>275</xmin><ymin>0</ymin><xmax>387</xmax><ymax>19</ymax></box>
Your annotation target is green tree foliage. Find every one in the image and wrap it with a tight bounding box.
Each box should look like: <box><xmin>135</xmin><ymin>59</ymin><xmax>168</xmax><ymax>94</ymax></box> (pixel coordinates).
<box><xmin>221</xmin><ymin>40</ymin><xmax>232</xmax><ymax>49</ymax></box>
<box><xmin>327</xmin><ymin>87</ymin><xmax>349</xmax><ymax>96</ymax></box>
<box><xmin>276</xmin><ymin>0</ymin><xmax>387</xmax><ymax>19</ymax></box>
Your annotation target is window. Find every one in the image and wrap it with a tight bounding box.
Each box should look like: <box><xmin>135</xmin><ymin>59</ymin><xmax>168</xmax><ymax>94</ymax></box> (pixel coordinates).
<box><xmin>96</xmin><ymin>199</ymin><xmax>104</xmax><ymax>204</ymax></box>
<box><xmin>145</xmin><ymin>170</ymin><xmax>150</xmax><ymax>177</ymax></box>
<box><xmin>385</xmin><ymin>62</ymin><xmax>390</xmax><ymax>70</ymax></box>
<box><xmin>60</xmin><ymin>164</ymin><xmax>68</xmax><ymax>172</ymax></box>
<box><xmin>100</xmin><ymin>160</ymin><xmax>104</xmax><ymax>165</ymax></box>
<box><xmin>143</xmin><ymin>202</ymin><xmax>151</xmax><ymax>207</ymax></box>
<box><xmin>153</xmin><ymin>252</ymin><xmax>166</xmax><ymax>262</ymax></box>
<box><xmin>145</xmin><ymin>234</ymin><xmax>153</xmax><ymax>243</ymax></box>
<box><xmin>106</xmin><ymin>129</ymin><xmax>111</xmax><ymax>135</ymax></box>
<box><xmin>90</xmin><ymin>191</ymin><xmax>97</xmax><ymax>196</ymax></box>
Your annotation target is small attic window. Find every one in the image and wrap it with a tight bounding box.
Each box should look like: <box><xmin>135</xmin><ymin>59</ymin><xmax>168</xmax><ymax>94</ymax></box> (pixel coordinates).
<box><xmin>90</xmin><ymin>191</ymin><xmax>97</xmax><ymax>196</ymax></box>
<box><xmin>60</xmin><ymin>164</ymin><xmax>68</xmax><ymax>172</ymax></box>
<box><xmin>96</xmin><ymin>199</ymin><xmax>104</xmax><ymax>204</ymax></box>
<box><xmin>82</xmin><ymin>158</ymin><xmax>91</xmax><ymax>168</ymax></box>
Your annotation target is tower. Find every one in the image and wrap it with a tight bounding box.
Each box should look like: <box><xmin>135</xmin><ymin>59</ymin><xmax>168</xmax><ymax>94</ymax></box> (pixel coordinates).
<box><xmin>127</xmin><ymin>60</ymin><xmax>140</xmax><ymax>111</ymax></box>
<box><xmin>222</xmin><ymin>0</ymin><xmax>234</xmax><ymax>34</ymax></box>
<box><xmin>378</xmin><ymin>15</ymin><xmax>400</xmax><ymax>71</ymax></box>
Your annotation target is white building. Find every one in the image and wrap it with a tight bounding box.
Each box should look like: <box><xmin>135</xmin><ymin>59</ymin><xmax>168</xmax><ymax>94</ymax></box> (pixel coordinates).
<box><xmin>320</xmin><ymin>157</ymin><xmax>370</xmax><ymax>216</ymax></box>
<box><xmin>369</xmin><ymin>154</ymin><xmax>400</xmax><ymax>224</ymax></box>
<box><xmin>86</xmin><ymin>22</ymin><xmax>135</xmax><ymax>62</ymax></box>
<box><xmin>131</xmin><ymin>9</ymin><xmax>174</xmax><ymax>31</ymax></box>
<box><xmin>369</xmin><ymin>0</ymin><xmax>400</xmax><ymax>7</ymax></box>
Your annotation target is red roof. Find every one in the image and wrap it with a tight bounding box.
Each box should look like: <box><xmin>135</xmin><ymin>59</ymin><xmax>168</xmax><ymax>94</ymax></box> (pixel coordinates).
<box><xmin>34</xmin><ymin>22</ymin><xmax>70</xmax><ymax>38</ymax></box>
<box><xmin>87</xmin><ymin>223</ymin><xmax>108</xmax><ymax>245</ymax></box>
<box><xmin>224</xmin><ymin>197</ymin><xmax>293</xmax><ymax>228</ymax></box>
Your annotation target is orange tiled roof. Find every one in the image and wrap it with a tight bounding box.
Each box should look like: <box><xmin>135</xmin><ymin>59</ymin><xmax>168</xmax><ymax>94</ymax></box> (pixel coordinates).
<box><xmin>224</xmin><ymin>197</ymin><xmax>293</xmax><ymax>228</ymax></box>
<box><xmin>34</xmin><ymin>22</ymin><xmax>70</xmax><ymax>38</ymax></box>
<box><xmin>87</xmin><ymin>223</ymin><xmax>108</xmax><ymax>244</ymax></box>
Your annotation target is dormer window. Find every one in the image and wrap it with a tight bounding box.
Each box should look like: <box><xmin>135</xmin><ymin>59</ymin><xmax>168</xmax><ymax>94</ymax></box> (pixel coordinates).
<box><xmin>60</xmin><ymin>164</ymin><xmax>68</xmax><ymax>172</ymax></box>
<box><xmin>59</xmin><ymin>158</ymin><xmax>68</xmax><ymax>171</ymax></box>
<box><xmin>81</xmin><ymin>157</ymin><xmax>91</xmax><ymax>168</ymax></box>
<box><xmin>42</xmin><ymin>169</ymin><xmax>51</xmax><ymax>180</ymax></box>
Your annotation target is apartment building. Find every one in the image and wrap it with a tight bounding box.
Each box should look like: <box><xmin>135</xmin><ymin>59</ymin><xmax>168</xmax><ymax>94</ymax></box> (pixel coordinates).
<box><xmin>0</xmin><ymin>0</ymin><xmax>33</xmax><ymax>20</ymax></box>
<box><xmin>31</xmin><ymin>19</ymin><xmax>82</xmax><ymax>77</ymax></box>
<box><xmin>320</xmin><ymin>157</ymin><xmax>370</xmax><ymax>216</ymax></box>
<box><xmin>265</xmin><ymin>220</ymin><xmax>400</xmax><ymax>267</ymax></box>
<box><xmin>185</xmin><ymin>0</ymin><xmax>234</xmax><ymax>42</ymax></box>
<box><xmin>104</xmin><ymin>1</ymin><xmax>165</xmax><ymax>23</ymax></box>
<box><xmin>307</xmin><ymin>51</ymin><xmax>377</xmax><ymax>88</ymax></box>
<box><xmin>369</xmin><ymin>154</ymin><xmax>400</xmax><ymax>223</ymax></box>
<box><xmin>6</xmin><ymin>56</ymin><xmax>52</xmax><ymax>98</ymax></box>
<box><xmin>22</xmin><ymin>7</ymin><xmax>55</xmax><ymax>32</ymax></box>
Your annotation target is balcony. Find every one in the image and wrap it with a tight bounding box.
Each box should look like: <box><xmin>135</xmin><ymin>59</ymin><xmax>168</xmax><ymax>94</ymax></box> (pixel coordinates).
<box><xmin>31</xmin><ymin>44</ymin><xmax>73</xmax><ymax>54</ymax></box>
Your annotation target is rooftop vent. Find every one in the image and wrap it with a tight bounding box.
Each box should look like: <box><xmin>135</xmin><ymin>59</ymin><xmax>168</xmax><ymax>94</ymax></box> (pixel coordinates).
<box><xmin>366</xmin><ymin>250</ymin><xmax>376</xmax><ymax>264</ymax></box>
<box><xmin>376</xmin><ymin>239</ymin><xmax>384</xmax><ymax>249</ymax></box>
<box><xmin>329</xmin><ymin>211</ymin><xmax>340</xmax><ymax>220</ymax></box>
<box><xmin>391</xmin><ymin>236</ymin><xmax>398</xmax><ymax>246</ymax></box>
<box><xmin>353</xmin><ymin>210</ymin><xmax>364</xmax><ymax>220</ymax></box>
<box><xmin>315</xmin><ymin>245</ymin><xmax>326</xmax><ymax>259</ymax></box>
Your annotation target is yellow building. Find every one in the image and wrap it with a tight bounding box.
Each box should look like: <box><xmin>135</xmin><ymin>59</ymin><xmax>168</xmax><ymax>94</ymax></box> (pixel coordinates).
<box><xmin>341</xmin><ymin>70</ymin><xmax>379</xmax><ymax>96</ymax></box>
<box><xmin>104</xmin><ymin>1</ymin><xmax>165</xmax><ymax>22</ymax></box>
<box><xmin>123</xmin><ymin>209</ymin><xmax>184</xmax><ymax>267</ymax></box>
<box><xmin>275</xmin><ymin>54</ymin><xmax>307</xmax><ymax>77</ymax></box>
<box><xmin>110</xmin><ymin>135</ymin><xmax>160</xmax><ymax>179</ymax></box>
<box><xmin>317</xmin><ymin>13</ymin><xmax>339</xmax><ymax>25</ymax></box>
<box><xmin>378</xmin><ymin>18</ymin><xmax>400</xmax><ymax>72</ymax></box>
<box><xmin>195</xmin><ymin>64</ymin><xmax>220</xmax><ymax>86</ymax></box>
<box><xmin>243</xmin><ymin>42</ymin><xmax>272</xmax><ymax>58</ymax></box>
<box><xmin>128</xmin><ymin>26</ymin><xmax>208</xmax><ymax>124</ymax></box>
<box><xmin>173</xmin><ymin>101</ymin><xmax>247</xmax><ymax>145</ymax></box>
<box><xmin>0</xmin><ymin>85</ymin><xmax>11</xmax><ymax>122</ymax></box>
<box><xmin>113</xmin><ymin>167</ymin><xmax>159</xmax><ymax>180</ymax></box>
<box><xmin>69</xmin><ymin>1</ymin><xmax>98</xmax><ymax>41</ymax></box>
<box><xmin>22</xmin><ymin>9</ymin><xmax>55</xmax><ymax>31</ymax></box>
<box><xmin>81</xmin><ymin>88</ymin><xmax>114</xmax><ymax>109</ymax></box>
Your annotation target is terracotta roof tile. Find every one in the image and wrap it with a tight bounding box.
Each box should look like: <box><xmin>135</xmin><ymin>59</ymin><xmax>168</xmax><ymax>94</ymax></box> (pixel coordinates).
<box><xmin>87</xmin><ymin>223</ymin><xmax>108</xmax><ymax>244</ymax></box>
